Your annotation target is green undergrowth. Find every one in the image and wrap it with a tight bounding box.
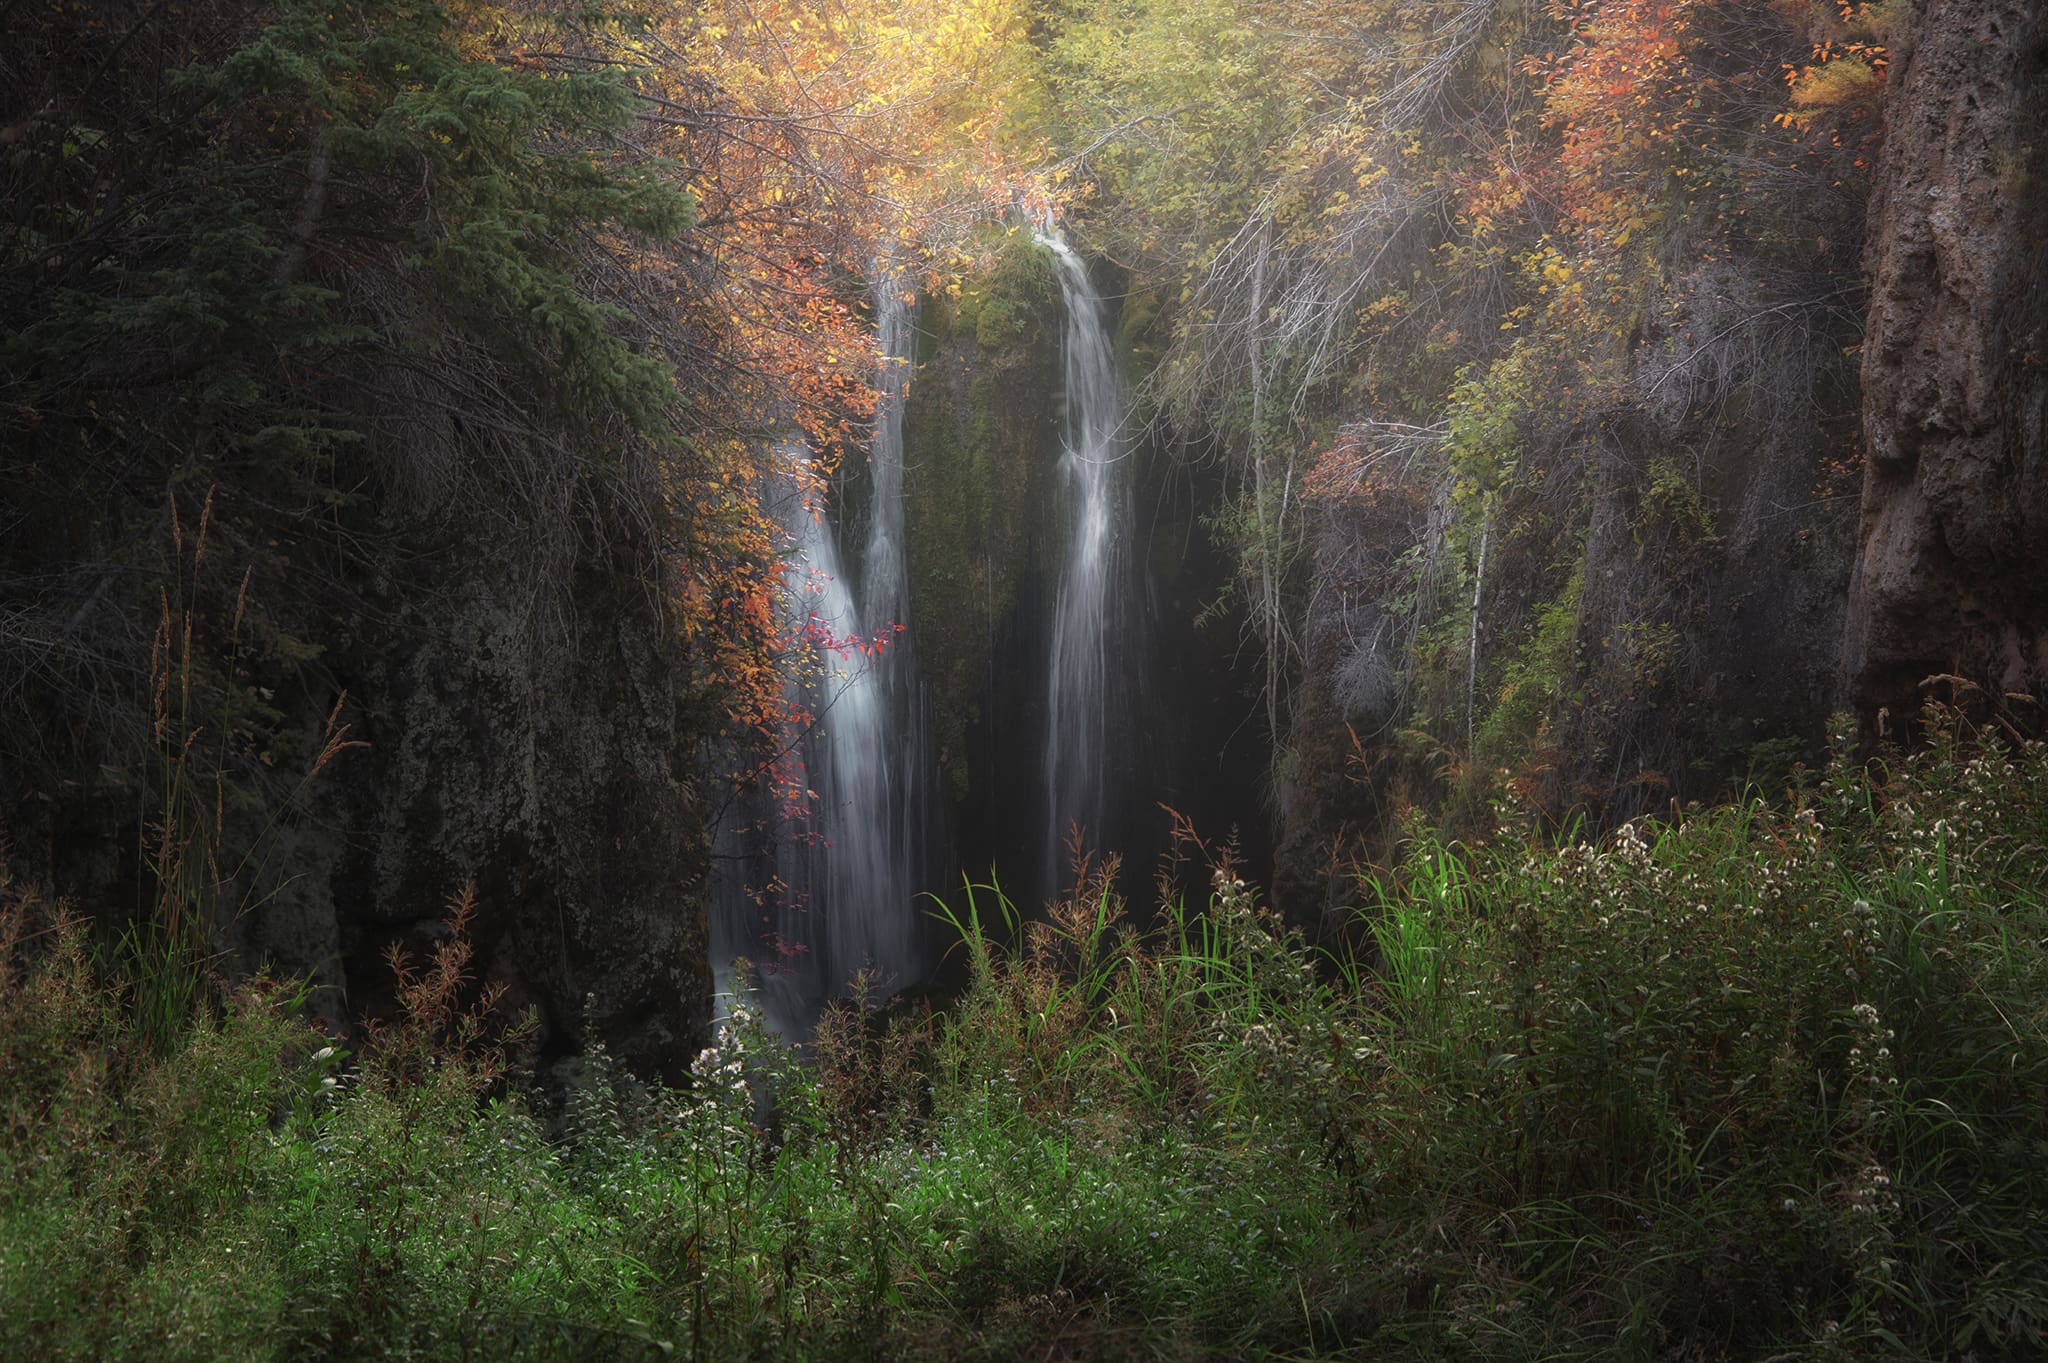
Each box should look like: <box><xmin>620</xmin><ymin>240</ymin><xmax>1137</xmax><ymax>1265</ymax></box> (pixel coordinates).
<box><xmin>6</xmin><ymin>709</ymin><xmax>2048</xmax><ymax>1360</ymax></box>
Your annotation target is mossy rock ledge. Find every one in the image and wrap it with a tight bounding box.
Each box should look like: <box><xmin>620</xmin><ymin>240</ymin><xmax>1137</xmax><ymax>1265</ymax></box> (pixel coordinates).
<box><xmin>902</xmin><ymin>233</ymin><xmax>1066</xmax><ymax>802</ymax></box>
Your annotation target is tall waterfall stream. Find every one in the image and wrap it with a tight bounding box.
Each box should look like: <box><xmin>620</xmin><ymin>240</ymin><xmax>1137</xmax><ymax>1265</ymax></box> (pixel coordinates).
<box><xmin>1038</xmin><ymin>232</ymin><xmax>1133</xmax><ymax>890</ymax></box>
<box><xmin>711</xmin><ymin>282</ymin><xmax>935</xmax><ymax>1033</ymax></box>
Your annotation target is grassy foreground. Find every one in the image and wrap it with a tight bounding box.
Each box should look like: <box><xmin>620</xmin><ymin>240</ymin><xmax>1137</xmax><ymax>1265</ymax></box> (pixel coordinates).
<box><xmin>5</xmin><ymin>713</ymin><xmax>2048</xmax><ymax>1361</ymax></box>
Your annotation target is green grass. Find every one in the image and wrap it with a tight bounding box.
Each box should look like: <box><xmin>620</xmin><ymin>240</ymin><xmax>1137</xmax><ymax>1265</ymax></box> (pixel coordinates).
<box><xmin>5</xmin><ymin>708</ymin><xmax>2048</xmax><ymax>1359</ymax></box>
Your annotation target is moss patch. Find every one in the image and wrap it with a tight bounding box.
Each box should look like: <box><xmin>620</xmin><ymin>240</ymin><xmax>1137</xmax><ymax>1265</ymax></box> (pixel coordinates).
<box><xmin>903</xmin><ymin>232</ymin><xmax>1065</xmax><ymax>799</ymax></box>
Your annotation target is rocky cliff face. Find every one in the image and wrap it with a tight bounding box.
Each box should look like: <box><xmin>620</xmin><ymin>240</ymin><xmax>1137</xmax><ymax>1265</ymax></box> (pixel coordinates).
<box><xmin>902</xmin><ymin>236</ymin><xmax>1066</xmax><ymax>815</ymax></box>
<box><xmin>1848</xmin><ymin>0</ymin><xmax>2048</xmax><ymax>722</ymax></box>
<box><xmin>1</xmin><ymin>0</ymin><xmax>732</xmax><ymax>1082</ymax></box>
<box><xmin>340</xmin><ymin>545</ymin><xmax>712</xmax><ymax>1081</ymax></box>
<box><xmin>7</xmin><ymin>535</ymin><xmax>714</xmax><ymax>1083</ymax></box>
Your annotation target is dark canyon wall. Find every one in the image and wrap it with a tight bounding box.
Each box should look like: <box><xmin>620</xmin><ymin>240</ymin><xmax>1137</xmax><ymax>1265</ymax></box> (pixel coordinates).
<box><xmin>2</xmin><ymin>1</ymin><xmax>712</xmax><ymax>1078</ymax></box>
<box><xmin>1847</xmin><ymin>0</ymin><xmax>2048</xmax><ymax>722</ymax></box>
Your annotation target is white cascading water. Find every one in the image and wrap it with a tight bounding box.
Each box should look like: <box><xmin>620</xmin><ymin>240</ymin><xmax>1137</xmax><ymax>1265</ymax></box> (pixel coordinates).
<box><xmin>711</xmin><ymin>282</ymin><xmax>930</xmax><ymax>1034</ymax></box>
<box><xmin>1038</xmin><ymin>231</ymin><xmax>1130</xmax><ymax>888</ymax></box>
<box><xmin>826</xmin><ymin>280</ymin><xmax>926</xmax><ymax>995</ymax></box>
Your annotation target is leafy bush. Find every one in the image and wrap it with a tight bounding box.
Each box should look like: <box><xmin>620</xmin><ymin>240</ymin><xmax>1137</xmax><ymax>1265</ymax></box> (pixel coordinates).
<box><xmin>1347</xmin><ymin>710</ymin><xmax>2048</xmax><ymax>1359</ymax></box>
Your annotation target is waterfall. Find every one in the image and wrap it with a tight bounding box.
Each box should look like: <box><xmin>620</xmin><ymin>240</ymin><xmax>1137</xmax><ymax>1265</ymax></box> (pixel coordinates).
<box><xmin>710</xmin><ymin>283</ymin><xmax>932</xmax><ymax>1034</ymax></box>
<box><xmin>1038</xmin><ymin>232</ymin><xmax>1131</xmax><ymax>889</ymax></box>
<box><xmin>826</xmin><ymin>280</ymin><xmax>930</xmax><ymax>1001</ymax></box>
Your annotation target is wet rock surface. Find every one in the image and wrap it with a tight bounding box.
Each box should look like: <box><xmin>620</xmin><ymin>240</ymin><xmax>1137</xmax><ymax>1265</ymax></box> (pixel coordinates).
<box><xmin>1848</xmin><ymin>0</ymin><xmax>2048</xmax><ymax>719</ymax></box>
<box><xmin>345</xmin><ymin>550</ymin><xmax>712</xmax><ymax>1080</ymax></box>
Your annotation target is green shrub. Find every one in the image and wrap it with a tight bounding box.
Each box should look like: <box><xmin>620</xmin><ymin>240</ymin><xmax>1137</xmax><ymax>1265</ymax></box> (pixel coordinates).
<box><xmin>1347</xmin><ymin>708</ymin><xmax>2048</xmax><ymax>1358</ymax></box>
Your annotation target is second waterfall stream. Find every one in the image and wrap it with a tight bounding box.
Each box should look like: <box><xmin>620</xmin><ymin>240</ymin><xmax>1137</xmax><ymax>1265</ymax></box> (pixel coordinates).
<box><xmin>1039</xmin><ymin>230</ymin><xmax>1135</xmax><ymax>891</ymax></box>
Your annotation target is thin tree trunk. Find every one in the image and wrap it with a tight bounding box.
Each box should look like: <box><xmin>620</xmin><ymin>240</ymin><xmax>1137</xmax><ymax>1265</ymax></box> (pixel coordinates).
<box><xmin>1248</xmin><ymin>216</ymin><xmax>1278</xmax><ymax>747</ymax></box>
<box><xmin>1467</xmin><ymin>503</ymin><xmax>1490</xmax><ymax>763</ymax></box>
